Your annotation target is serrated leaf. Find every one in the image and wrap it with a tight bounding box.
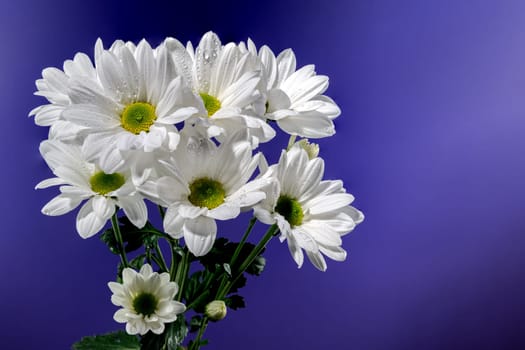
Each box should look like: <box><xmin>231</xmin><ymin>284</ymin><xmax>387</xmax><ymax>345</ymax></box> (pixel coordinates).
<box><xmin>72</xmin><ymin>331</ymin><xmax>140</xmax><ymax>350</ymax></box>
<box><xmin>190</xmin><ymin>315</ymin><xmax>203</xmax><ymax>333</ymax></box>
<box><xmin>246</xmin><ymin>255</ymin><xmax>266</xmax><ymax>276</ymax></box>
<box><xmin>224</xmin><ymin>294</ymin><xmax>246</xmax><ymax>310</ymax></box>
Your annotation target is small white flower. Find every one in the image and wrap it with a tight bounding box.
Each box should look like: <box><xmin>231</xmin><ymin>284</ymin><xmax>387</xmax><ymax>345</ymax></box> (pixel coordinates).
<box><xmin>152</xmin><ymin>131</ymin><xmax>271</xmax><ymax>256</ymax></box>
<box><xmin>241</xmin><ymin>40</ymin><xmax>340</xmax><ymax>139</ymax></box>
<box><xmin>36</xmin><ymin>140</ymin><xmax>148</xmax><ymax>238</ymax></box>
<box><xmin>60</xmin><ymin>38</ymin><xmax>200</xmax><ymax>173</ymax></box>
<box><xmin>254</xmin><ymin>145</ymin><xmax>363</xmax><ymax>271</ymax></box>
<box><xmin>166</xmin><ymin>32</ymin><xmax>275</xmax><ymax>144</ymax></box>
<box><xmin>108</xmin><ymin>264</ymin><xmax>186</xmax><ymax>335</ymax></box>
<box><xmin>29</xmin><ymin>52</ymin><xmax>96</xmax><ymax>141</ymax></box>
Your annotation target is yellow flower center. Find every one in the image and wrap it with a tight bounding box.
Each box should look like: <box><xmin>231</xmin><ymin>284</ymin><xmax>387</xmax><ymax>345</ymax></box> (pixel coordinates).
<box><xmin>188</xmin><ymin>177</ymin><xmax>226</xmax><ymax>209</ymax></box>
<box><xmin>132</xmin><ymin>292</ymin><xmax>158</xmax><ymax>317</ymax></box>
<box><xmin>275</xmin><ymin>195</ymin><xmax>304</xmax><ymax>227</ymax></box>
<box><xmin>199</xmin><ymin>93</ymin><xmax>221</xmax><ymax>117</ymax></box>
<box><xmin>89</xmin><ymin>171</ymin><xmax>126</xmax><ymax>195</ymax></box>
<box><xmin>121</xmin><ymin>102</ymin><xmax>157</xmax><ymax>134</ymax></box>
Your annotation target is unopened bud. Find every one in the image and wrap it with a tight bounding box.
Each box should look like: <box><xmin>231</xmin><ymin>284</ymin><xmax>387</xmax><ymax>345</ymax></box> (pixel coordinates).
<box><xmin>205</xmin><ymin>300</ymin><xmax>227</xmax><ymax>321</ymax></box>
<box><xmin>296</xmin><ymin>139</ymin><xmax>319</xmax><ymax>159</ymax></box>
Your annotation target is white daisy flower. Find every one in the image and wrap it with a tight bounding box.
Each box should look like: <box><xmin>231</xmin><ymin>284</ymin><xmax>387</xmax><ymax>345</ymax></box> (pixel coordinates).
<box><xmin>254</xmin><ymin>144</ymin><xmax>364</xmax><ymax>271</ymax></box>
<box><xmin>108</xmin><ymin>264</ymin><xmax>186</xmax><ymax>335</ymax></box>
<box><xmin>61</xmin><ymin>38</ymin><xmax>200</xmax><ymax>173</ymax></box>
<box><xmin>241</xmin><ymin>39</ymin><xmax>341</xmax><ymax>139</ymax></box>
<box><xmin>166</xmin><ymin>32</ymin><xmax>275</xmax><ymax>145</ymax></box>
<box><xmin>36</xmin><ymin>140</ymin><xmax>147</xmax><ymax>238</ymax></box>
<box><xmin>153</xmin><ymin>132</ymin><xmax>271</xmax><ymax>256</ymax></box>
<box><xmin>29</xmin><ymin>52</ymin><xmax>96</xmax><ymax>141</ymax></box>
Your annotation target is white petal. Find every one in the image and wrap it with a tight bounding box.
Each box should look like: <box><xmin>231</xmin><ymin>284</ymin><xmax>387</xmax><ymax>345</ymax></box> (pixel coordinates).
<box><xmin>35</xmin><ymin>177</ymin><xmax>67</xmax><ymax>189</ymax></box>
<box><xmin>41</xmin><ymin>194</ymin><xmax>83</xmax><ymax>216</ymax></box>
<box><xmin>207</xmin><ymin>201</ymin><xmax>240</xmax><ymax>220</ymax></box>
<box><xmin>76</xmin><ymin>198</ymin><xmax>108</xmax><ymax>238</ymax></box>
<box><xmin>183</xmin><ymin>216</ymin><xmax>217</xmax><ymax>257</ymax></box>
<box><xmin>119</xmin><ymin>195</ymin><xmax>147</xmax><ymax>228</ymax></box>
<box><xmin>179</xmin><ymin>204</ymin><xmax>207</xmax><ymax>219</ymax></box>
<box><xmin>277</xmin><ymin>111</ymin><xmax>335</xmax><ymax>138</ymax></box>
<box><xmin>163</xmin><ymin>205</ymin><xmax>185</xmax><ymax>238</ymax></box>
<box><xmin>306</xmin><ymin>249</ymin><xmax>327</xmax><ymax>271</ymax></box>
<box><xmin>92</xmin><ymin>196</ymin><xmax>115</xmax><ymax>218</ymax></box>
<box><xmin>306</xmin><ymin>193</ymin><xmax>355</xmax><ymax>215</ymax></box>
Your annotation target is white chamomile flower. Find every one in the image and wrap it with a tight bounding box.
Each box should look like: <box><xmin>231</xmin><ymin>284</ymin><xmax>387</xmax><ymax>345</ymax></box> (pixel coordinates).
<box><xmin>166</xmin><ymin>32</ymin><xmax>275</xmax><ymax>144</ymax></box>
<box><xmin>29</xmin><ymin>52</ymin><xmax>97</xmax><ymax>141</ymax></box>
<box><xmin>61</xmin><ymin>38</ymin><xmax>200</xmax><ymax>173</ymax></box>
<box><xmin>108</xmin><ymin>264</ymin><xmax>186</xmax><ymax>335</ymax></box>
<box><xmin>36</xmin><ymin>140</ymin><xmax>147</xmax><ymax>238</ymax></box>
<box><xmin>241</xmin><ymin>39</ymin><xmax>341</xmax><ymax>139</ymax></box>
<box><xmin>254</xmin><ymin>145</ymin><xmax>363</xmax><ymax>271</ymax></box>
<box><xmin>153</xmin><ymin>132</ymin><xmax>271</xmax><ymax>256</ymax></box>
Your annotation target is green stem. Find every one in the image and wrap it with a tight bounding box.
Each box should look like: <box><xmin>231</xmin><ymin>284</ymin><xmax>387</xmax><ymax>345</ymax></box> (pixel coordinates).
<box><xmin>230</xmin><ymin>217</ymin><xmax>257</xmax><ymax>268</ymax></box>
<box><xmin>111</xmin><ymin>213</ymin><xmax>129</xmax><ymax>268</ymax></box>
<box><xmin>155</xmin><ymin>243</ymin><xmax>169</xmax><ymax>272</ymax></box>
<box><xmin>169</xmin><ymin>240</ymin><xmax>180</xmax><ymax>280</ymax></box>
<box><xmin>190</xmin><ymin>317</ymin><xmax>209</xmax><ymax>350</ymax></box>
<box><xmin>175</xmin><ymin>249</ymin><xmax>190</xmax><ymax>301</ymax></box>
<box><xmin>216</xmin><ymin>217</ymin><xmax>257</xmax><ymax>298</ymax></box>
<box><xmin>218</xmin><ymin>224</ymin><xmax>278</xmax><ymax>299</ymax></box>
<box><xmin>158</xmin><ymin>205</ymin><xmax>166</xmax><ymax>220</ymax></box>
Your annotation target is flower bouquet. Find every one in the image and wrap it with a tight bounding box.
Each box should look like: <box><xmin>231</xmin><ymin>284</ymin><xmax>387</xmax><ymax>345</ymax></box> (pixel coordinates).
<box><xmin>31</xmin><ymin>31</ymin><xmax>364</xmax><ymax>349</ymax></box>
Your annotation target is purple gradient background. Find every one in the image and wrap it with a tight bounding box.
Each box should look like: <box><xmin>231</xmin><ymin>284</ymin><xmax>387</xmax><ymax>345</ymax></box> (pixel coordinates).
<box><xmin>2</xmin><ymin>0</ymin><xmax>525</xmax><ymax>349</ymax></box>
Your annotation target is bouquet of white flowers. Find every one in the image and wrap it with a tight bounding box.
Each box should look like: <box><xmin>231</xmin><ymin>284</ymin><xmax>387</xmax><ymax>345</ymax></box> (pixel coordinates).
<box><xmin>31</xmin><ymin>31</ymin><xmax>364</xmax><ymax>349</ymax></box>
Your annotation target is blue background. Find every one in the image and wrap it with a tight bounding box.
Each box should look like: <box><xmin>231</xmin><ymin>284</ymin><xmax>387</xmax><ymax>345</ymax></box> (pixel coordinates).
<box><xmin>2</xmin><ymin>0</ymin><xmax>525</xmax><ymax>349</ymax></box>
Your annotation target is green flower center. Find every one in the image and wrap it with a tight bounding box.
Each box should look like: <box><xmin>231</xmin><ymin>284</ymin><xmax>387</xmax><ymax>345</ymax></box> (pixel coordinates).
<box><xmin>132</xmin><ymin>292</ymin><xmax>158</xmax><ymax>317</ymax></box>
<box><xmin>275</xmin><ymin>195</ymin><xmax>304</xmax><ymax>227</ymax></box>
<box><xmin>199</xmin><ymin>93</ymin><xmax>221</xmax><ymax>117</ymax></box>
<box><xmin>188</xmin><ymin>177</ymin><xmax>226</xmax><ymax>209</ymax></box>
<box><xmin>89</xmin><ymin>172</ymin><xmax>126</xmax><ymax>195</ymax></box>
<box><xmin>121</xmin><ymin>102</ymin><xmax>157</xmax><ymax>134</ymax></box>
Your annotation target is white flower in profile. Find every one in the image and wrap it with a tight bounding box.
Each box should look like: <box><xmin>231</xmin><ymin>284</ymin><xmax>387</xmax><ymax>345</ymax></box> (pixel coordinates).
<box><xmin>36</xmin><ymin>140</ymin><xmax>147</xmax><ymax>238</ymax></box>
<box><xmin>254</xmin><ymin>144</ymin><xmax>364</xmax><ymax>271</ymax></box>
<box><xmin>240</xmin><ymin>39</ymin><xmax>341</xmax><ymax>139</ymax></box>
<box><xmin>153</xmin><ymin>131</ymin><xmax>271</xmax><ymax>256</ymax></box>
<box><xmin>165</xmin><ymin>32</ymin><xmax>275</xmax><ymax>145</ymax></box>
<box><xmin>61</xmin><ymin>38</ymin><xmax>200</xmax><ymax>173</ymax></box>
<box><xmin>29</xmin><ymin>52</ymin><xmax>97</xmax><ymax>141</ymax></box>
<box><xmin>108</xmin><ymin>264</ymin><xmax>186</xmax><ymax>335</ymax></box>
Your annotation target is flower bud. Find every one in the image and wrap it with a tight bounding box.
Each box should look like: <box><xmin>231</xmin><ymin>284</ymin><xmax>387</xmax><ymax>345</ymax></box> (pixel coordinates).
<box><xmin>295</xmin><ymin>139</ymin><xmax>319</xmax><ymax>159</ymax></box>
<box><xmin>205</xmin><ymin>300</ymin><xmax>227</xmax><ymax>321</ymax></box>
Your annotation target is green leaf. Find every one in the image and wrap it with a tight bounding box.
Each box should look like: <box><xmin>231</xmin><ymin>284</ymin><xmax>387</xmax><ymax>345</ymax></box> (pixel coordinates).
<box><xmin>246</xmin><ymin>255</ymin><xmax>266</xmax><ymax>276</ymax></box>
<box><xmin>189</xmin><ymin>315</ymin><xmax>203</xmax><ymax>333</ymax></box>
<box><xmin>101</xmin><ymin>217</ymin><xmax>164</xmax><ymax>255</ymax></box>
<box><xmin>72</xmin><ymin>331</ymin><xmax>140</xmax><ymax>350</ymax></box>
<box><xmin>224</xmin><ymin>294</ymin><xmax>246</xmax><ymax>310</ymax></box>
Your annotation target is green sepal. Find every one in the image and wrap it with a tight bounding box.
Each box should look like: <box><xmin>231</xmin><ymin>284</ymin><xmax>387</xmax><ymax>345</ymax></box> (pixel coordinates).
<box><xmin>72</xmin><ymin>331</ymin><xmax>140</xmax><ymax>350</ymax></box>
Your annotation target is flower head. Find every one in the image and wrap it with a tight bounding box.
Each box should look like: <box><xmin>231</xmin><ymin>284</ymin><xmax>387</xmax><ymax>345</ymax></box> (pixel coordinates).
<box><xmin>151</xmin><ymin>131</ymin><xmax>271</xmax><ymax>256</ymax></box>
<box><xmin>166</xmin><ymin>32</ymin><xmax>275</xmax><ymax>145</ymax></box>
<box><xmin>108</xmin><ymin>264</ymin><xmax>186</xmax><ymax>335</ymax></box>
<box><xmin>36</xmin><ymin>140</ymin><xmax>147</xmax><ymax>238</ymax></box>
<box><xmin>56</xmin><ymin>38</ymin><xmax>200</xmax><ymax>173</ymax></box>
<box><xmin>240</xmin><ymin>40</ymin><xmax>340</xmax><ymax>139</ymax></box>
<box><xmin>254</xmin><ymin>146</ymin><xmax>363</xmax><ymax>271</ymax></box>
